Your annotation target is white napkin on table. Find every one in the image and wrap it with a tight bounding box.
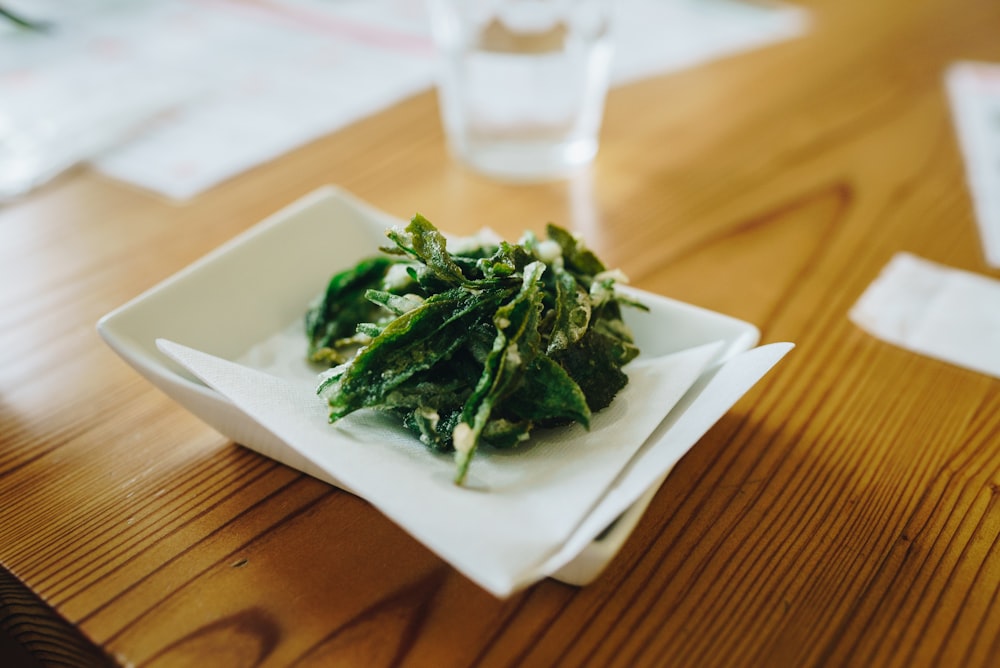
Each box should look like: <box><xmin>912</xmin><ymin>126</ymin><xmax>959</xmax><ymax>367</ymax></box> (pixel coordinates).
<box><xmin>159</xmin><ymin>337</ymin><xmax>792</xmax><ymax>596</ymax></box>
<box><xmin>946</xmin><ymin>62</ymin><xmax>1000</xmax><ymax>268</ymax></box>
<box><xmin>850</xmin><ymin>253</ymin><xmax>1000</xmax><ymax>379</ymax></box>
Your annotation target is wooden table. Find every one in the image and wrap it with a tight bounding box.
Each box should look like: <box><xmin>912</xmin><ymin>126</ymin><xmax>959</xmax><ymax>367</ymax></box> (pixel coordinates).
<box><xmin>3</xmin><ymin>0</ymin><xmax>1000</xmax><ymax>665</ymax></box>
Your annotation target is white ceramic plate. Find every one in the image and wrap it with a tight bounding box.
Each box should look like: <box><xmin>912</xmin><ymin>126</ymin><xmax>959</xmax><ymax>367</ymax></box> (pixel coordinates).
<box><xmin>97</xmin><ymin>186</ymin><xmax>759</xmax><ymax>585</ymax></box>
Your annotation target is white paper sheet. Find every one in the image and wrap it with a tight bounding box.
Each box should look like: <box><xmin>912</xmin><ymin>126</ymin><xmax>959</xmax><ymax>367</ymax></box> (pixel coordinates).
<box><xmin>946</xmin><ymin>62</ymin><xmax>1000</xmax><ymax>268</ymax></box>
<box><xmin>850</xmin><ymin>253</ymin><xmax>1000</xmax><ymax>379</ymax></box>
<box><xmin>612</xmin><ymin>0</ymin><xmax>808</xmax><ymax>85</ymax></box>
<box><xmin>159</xmin><ymin>337</ymin><xmax>792</xmax><ymax>596</ymax></box>
<box><xmin>1</xmin><ymin>0</ymin><xmax>809</xmax><ymax>200</ymax></box>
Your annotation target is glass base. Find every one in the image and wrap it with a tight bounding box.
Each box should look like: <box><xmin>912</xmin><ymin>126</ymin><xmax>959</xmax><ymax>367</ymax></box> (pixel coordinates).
<box><xmin>453</xmin><ymin>137</ymin><xmax>598</xmax><ymax>182</ymax></box>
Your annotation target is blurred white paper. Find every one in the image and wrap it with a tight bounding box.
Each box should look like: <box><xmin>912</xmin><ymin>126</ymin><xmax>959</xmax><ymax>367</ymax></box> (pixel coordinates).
<box><xmin>612</xmin><ymin>0</ymin><xmax>808</xmax><ymax>86</ymax></box>
<box><xmin>1</xmin><ymin>0</ymin><xmax>808</xmax><ymax>200</ymax></box>
<box><xmin>0</xmin><ymin>0</ymin><xmax>436</xmax><ymax>200</ymax></box>
<box><xmin>158</xmin><ymin>337</ymin><xmax>791</xmax><ymax>596</ymax></box>
<box><xmin>850</xmin><ymin>253</ymin><xmax>1000</xmax><ymax>379</ymax></box>
<box><xmin>0</xmin><ymin>81</ymin><xmax>186</xmax><ymax>200</ymax></box>
<box><xmin>946</xmin><ymin>62</ymin><xmax>1000</xmax><ymax>268</ymax></box>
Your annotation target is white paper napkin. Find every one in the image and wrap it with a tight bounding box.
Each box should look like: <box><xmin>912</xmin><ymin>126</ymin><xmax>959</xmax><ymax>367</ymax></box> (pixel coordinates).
<box><xmin>158</xmin><ymin>337</ymin><xmax>791</xmax><ymax>596</ymax></box>
<box><xmin>850</xmin><ymin>253</ymin><xmax>1000</xmax><ymax>379</ymax></box>
<box><xmin>946</xmin><ymin>62</ymin><xmax>1000</xmax><ymax>268</ymax></box>
<box><xmin>612</xmin><ymin>0</ymin><xmax>808</xmax><ymax>86</ymax></box>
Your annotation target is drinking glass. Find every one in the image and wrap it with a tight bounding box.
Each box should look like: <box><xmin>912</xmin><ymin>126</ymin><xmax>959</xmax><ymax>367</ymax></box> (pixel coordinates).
<box><xmin>428</xmin><ymin>0</ymin><xmax>615</xmax><ymax>181</ymax></box>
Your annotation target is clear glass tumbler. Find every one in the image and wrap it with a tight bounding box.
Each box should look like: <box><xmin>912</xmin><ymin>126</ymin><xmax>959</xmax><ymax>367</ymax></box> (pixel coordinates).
<box><xmin>429</xmin><ymin>0</ymin><xmax>614</xmax><ymax>182</ymax></box>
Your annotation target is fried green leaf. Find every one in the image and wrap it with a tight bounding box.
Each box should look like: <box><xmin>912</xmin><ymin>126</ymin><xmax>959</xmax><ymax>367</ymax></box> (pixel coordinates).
<box><xmin>545</xmin><ymin>223</ymin><xmax>606</xmax><ymax>277</ymax></box>
<box><xmin>321</xmin><ymin>286</ymin><xmax>510</xmax><ymax>420</ymax></box>
<box><xmin>453</xmin><ymin>261</ymin><xmax>545</xmax><ymax>484</ymax></box>
<box><xmin>305</xmin><ymin>256</ymin><xmax>396</xmax><ymax>362</ymax></box>
<box><xmin>386</xmin><ymin>214</ymin><xmax>469</xmax><ymax>288</ymax></box>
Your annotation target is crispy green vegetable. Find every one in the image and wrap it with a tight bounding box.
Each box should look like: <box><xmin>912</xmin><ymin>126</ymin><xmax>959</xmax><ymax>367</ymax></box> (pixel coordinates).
<box><xmin>307</xmin><ymin>215</ymin><xmax>643</xmax><ymax>485</ymax></box>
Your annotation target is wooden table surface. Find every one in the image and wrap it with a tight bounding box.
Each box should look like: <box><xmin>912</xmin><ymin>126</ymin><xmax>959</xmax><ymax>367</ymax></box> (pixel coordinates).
<box><xmin>3</xmin><ymin>0</ymin><xmax>1000</xmax><ymax>665</ymax></box>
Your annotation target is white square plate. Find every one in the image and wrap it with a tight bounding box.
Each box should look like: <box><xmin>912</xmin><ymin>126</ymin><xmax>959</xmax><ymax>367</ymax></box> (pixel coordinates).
<box><xmin>98</xmin><ymin>186</ymin><xmax>760</xmax><ymax>585</ymax></box>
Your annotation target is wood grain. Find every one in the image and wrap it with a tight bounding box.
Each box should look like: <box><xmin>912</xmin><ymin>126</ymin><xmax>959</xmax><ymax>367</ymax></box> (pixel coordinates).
<box><xmin>2</xmin><ymin>0</ymin><xmax>1000</xmax><ymax>665</ymax></box>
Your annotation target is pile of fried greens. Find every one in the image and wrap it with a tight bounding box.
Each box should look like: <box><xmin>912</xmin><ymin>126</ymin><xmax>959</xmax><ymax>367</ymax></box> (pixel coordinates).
<box><xmin>305</xmin><ymin>215</ymin><xmax>643</xmax><ymax>485</ymax></box>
